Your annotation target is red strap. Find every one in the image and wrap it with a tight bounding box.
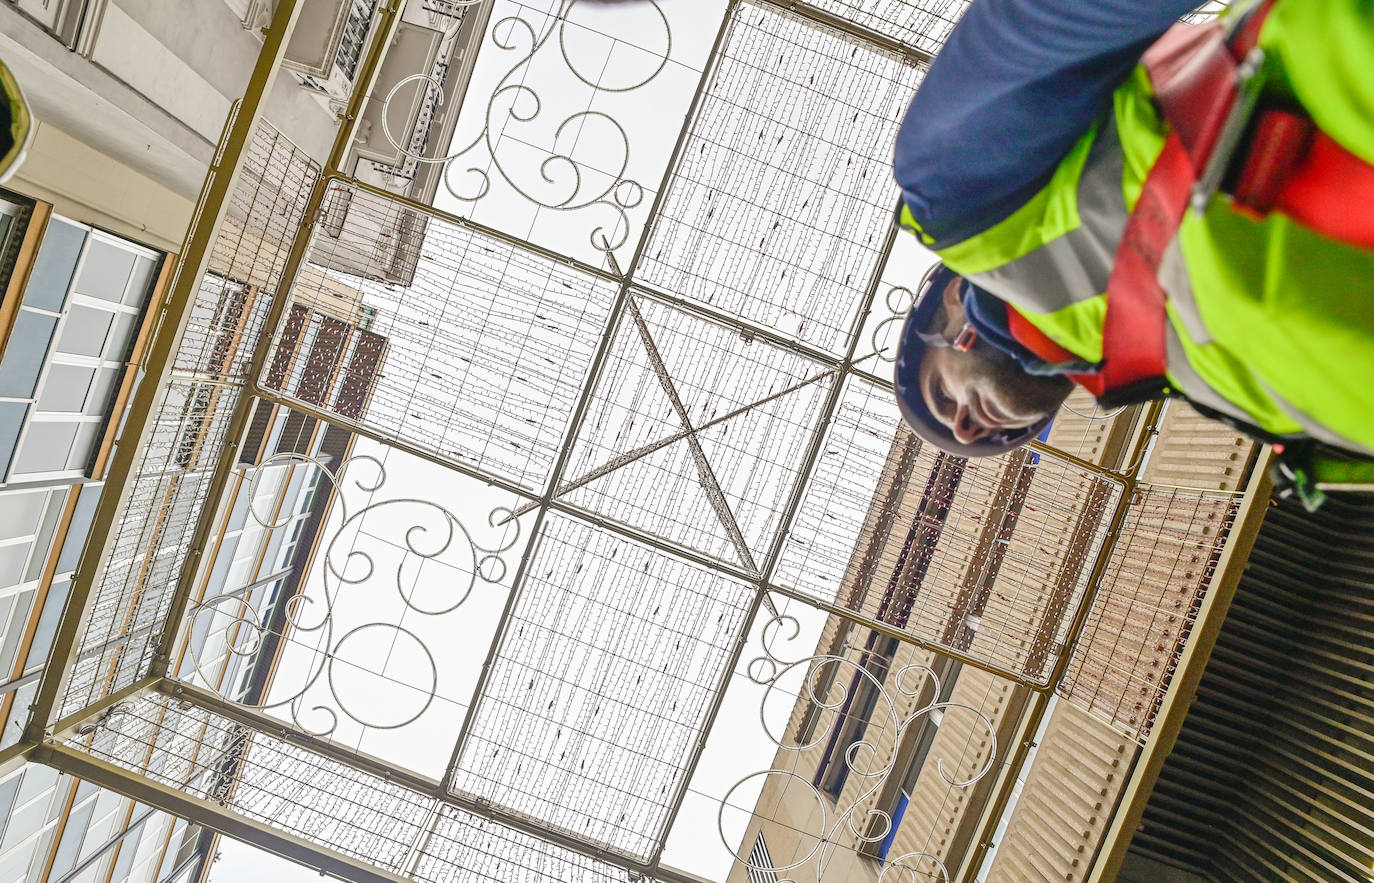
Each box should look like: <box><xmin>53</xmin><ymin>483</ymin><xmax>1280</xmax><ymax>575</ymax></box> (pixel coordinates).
<box><xmin>1140</xmin><ymin>21</ymin><xmax>1237</xmax><ymax>167</ymax></box>
<box><xmin>1272</xmin><ymin>131</ymin><xmax>1374</xmax><ymax>251</ymax></box>
<box><xmin>1098</xmin><ymin>132</ymin><xmax>1195</xmax><ymax>392</ymax></box>
<box><xmin>1229</xmin><ymin>0</ymin><xmax>1272</xmax><ymax>59</ymax></box>
<box><xmin>1066</xmin><ymin>0</ymin><xmax>1374</xmax><ymax>402</ymax></box>
<box><xmin>1092</xmin><ymin>0</ymin><xmax>1277</xmax><ymax>397</ymax></box>
<box><xmin>1004</xmin><ymin>308</ymin><xmax>1107</xmax><ymax>396</ymax></box>
<box><xmin>1232</xmin><ymin>109</ymin><xmax>1314</xmax><ymax>214</ymax></box>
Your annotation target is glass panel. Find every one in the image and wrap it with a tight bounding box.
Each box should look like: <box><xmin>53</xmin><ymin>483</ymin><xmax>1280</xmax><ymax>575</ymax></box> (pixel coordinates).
<box><xmin>84</xmin><ymin>366</ymin><xmax>121</xmax><ymax>416</ymax></box>
<box><xmin>12</xmin><ymin>420</ymin><xmax>79</xmax><ymax>475</ymax></box>
<box><xmin>25</xmin><ymin>577</ymin><xmax>70</xmax><ymax>668</ymax></box>
<box><xmin>0</xmin><ymin>773</ymin><xmax>21</xmax><ymax>842</ymax></box>
<box><xmin>0</xmin><ymin>544</ymin><xmax>27</xmax><ymax>588</ymax></box>
<box><xmin>0</xmin><ymin>680</ymin><xmax>35</xmax><ymax>750</ymax></box>
<box><xmin>0</xmin><ymin>594</ymin><xmax>16</xmax><ymax>654</ymax></box>
<box><xmin>73</xmin><ymin>239</ymin><xmax>137</xmax><ymax>303</ymax></box>
<box><xmin>23</xmin><ymin>218</ymin><xmax>85</xmax><ymax>311</ymax></box>
<box><xmin>102</xmin><ymin>313</ymin><xmax>138</xmax><ymax>360</ymax></box>
<box><xmin>0</xmin><ymin>850</ymin><xmax>40</xmax><ymax>883</ymax></box>
<box><xmin>0</xmin><ymin>589</ymin><xmax>34</xmax><ymax>675</ymax></box>
<box><xmin>0</xmin><ymin>402</ymin><xmax>26</xmax><ymax>479</ymax></box>
<box><xmin>154</xmin><ymin>819</ymin><xmax>187</xmax><ymax>880</ymax></box>
<box><xmin>107</xmin><ymin>814</ymin><xmax>143</xmax><ymax>882</ymax></box>
<box><xmin>26</xmin><ymin>490</ymin><xmax>65</xmax><ymax>583</ymax></box>
<box><xmin>124</xmin><ymin>255</ymin><xmax>158</xmax><ymax>306</ymax></box>
<box><xmin>0</xmin><ymin>311</ymin><xmax>58</xmax><ymax>397</ymax></box>
<box><xmin>57</xmin><ymin>483</ymin><xmax>100</xmax><ymax>575</ymax></box>
<box><xmin>66</xmin><ymin>422</ymin><xmax>102</xmax><ymax>471</ymax></box>
<box><xmin>37</xmin><ymin>363</ymin><xmax>96</xmax><ymax>413</ymax></box>
<box><xmin>56</xmin><ymin>305</ymin><xmax>114</xmax><ymax>358</ymax></box>
<box><xmin>49</xmin><ymin>799</ymin><xmax>94</xmax><ymax>877</ymax></box>
<box><xmin>73</xmin><ymin>779</ymin><xmax>98</xmax><ymax>803</ymax></box>
<box><xmin>0</xmin><ymin>489</ymin><xmax>45</xmax><ymax>541</ymax></box>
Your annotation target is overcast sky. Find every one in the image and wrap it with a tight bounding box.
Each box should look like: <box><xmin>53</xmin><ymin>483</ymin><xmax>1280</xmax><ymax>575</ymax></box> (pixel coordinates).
<box><xmin>203</xmin><ymin>0</ymin><xmax>940</xmax><ymax>879</ymax></box>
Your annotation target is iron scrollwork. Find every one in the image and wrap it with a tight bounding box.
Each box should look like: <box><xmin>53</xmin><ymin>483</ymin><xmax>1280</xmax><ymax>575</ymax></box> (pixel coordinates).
<box><xmin>868</xmin><ymin>284</ymin><xmax>916</xmax><ymax>366</ymax></box>
<box><xmin>183</xmin><ymin>452</ymin><xmax>521</xmax><ymax>737</ymax></box>
<box><xmin>723</xmin><ymin>612</ymin><xmax>997</xmax><ymax>882</ymax></box>
<box><xmin>379</xmin><ymin>0</ymin><xmax>671</xmax><ymax>258</ymax></box>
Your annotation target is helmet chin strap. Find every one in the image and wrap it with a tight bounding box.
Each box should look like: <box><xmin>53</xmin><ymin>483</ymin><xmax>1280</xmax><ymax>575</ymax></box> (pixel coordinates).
<box><xmin>916</xmin><ymin>318</ymin><xmax>980</xmax><ymax>352</ymax></box>
<box><xmin>912</xmin><ymin>266</ymin><xmax>981</xmax><ymax>352</ymax></box>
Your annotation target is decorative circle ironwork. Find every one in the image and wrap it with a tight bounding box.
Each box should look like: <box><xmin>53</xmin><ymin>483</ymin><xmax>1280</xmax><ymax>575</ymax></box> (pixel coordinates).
<box><xmin>373</xmin><ymin>0</ymin><xmax>673</xmax><ymax>256</ymax></box>
<box><xmin>326</xmin><ymin>623</ymin><xmax>438</xmax><ymax>730</ymax></box>
<box><xmin>725</xmin><ymin>609</ymin><xmax>999</xmax><ymax>881</ymax></box>
<box><xmin>183</xmin><ymin>452</ymin><xmax>522</xmax><ymax>739</ymax></box>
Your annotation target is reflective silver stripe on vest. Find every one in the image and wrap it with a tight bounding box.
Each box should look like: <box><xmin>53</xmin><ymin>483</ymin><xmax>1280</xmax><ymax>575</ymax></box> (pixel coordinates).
<box><xmin>1260</xmin><ymin>380</ymin><xmax>1374</xmax><ymax>456</ymax></box>
<box><xmin>1165</xmin><ymin>322</ymin><xmax>1374</xmax><ymax>455</ymax></box>
<box><xmin>1158</xmin><ymin>233</ymin><xmax>1210</xmax><ymax>344</ymax></box>
<box><xmin>965</xmin><ymin>116</ymin><xmax>1128</xmax><ymax>314</ymax></box>
<box><xmin>1163</xmin><ymin>323</ymin><xmax>1254</xmax><ymax>423</ymax></box>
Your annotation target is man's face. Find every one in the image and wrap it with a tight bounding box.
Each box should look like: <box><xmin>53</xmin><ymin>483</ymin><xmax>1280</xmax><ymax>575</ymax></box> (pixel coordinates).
<box><xmin>918</xmin><ymin>277</ymin><xmax>1071</xmax><ymax>446</ymax></box>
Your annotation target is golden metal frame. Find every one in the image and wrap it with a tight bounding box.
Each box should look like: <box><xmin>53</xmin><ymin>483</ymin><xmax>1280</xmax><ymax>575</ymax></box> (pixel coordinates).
<box><xmin>7</xmin><ymin>2</ymin><xmax>1277</xmax><ymax>882</ymax></box>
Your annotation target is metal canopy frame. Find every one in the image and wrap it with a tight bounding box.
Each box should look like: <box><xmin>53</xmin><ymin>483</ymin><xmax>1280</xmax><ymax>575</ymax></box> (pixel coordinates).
<box><xmin>7</xmin><ymin>1</ymin><xmax>1248</xmax><ymax>882</ymax></box>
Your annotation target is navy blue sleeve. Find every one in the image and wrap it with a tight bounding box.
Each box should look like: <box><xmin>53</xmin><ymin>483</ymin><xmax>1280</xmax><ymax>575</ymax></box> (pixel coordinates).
<box><xmin>895</xmin><ymin>0</ymin><xmax>1201</xmax><ymax>246</ymax></box>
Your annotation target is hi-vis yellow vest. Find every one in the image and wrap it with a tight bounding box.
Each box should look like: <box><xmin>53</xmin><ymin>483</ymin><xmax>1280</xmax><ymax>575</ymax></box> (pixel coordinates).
<box><xmin>900</xmin><ymin>0</ymin><xmax>1374</xmax><ymax>455</ymax></box>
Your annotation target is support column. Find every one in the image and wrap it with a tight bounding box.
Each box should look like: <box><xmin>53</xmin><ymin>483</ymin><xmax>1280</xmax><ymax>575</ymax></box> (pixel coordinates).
<box><xmin>24</xmin><ymin>0</ymin><xmax>310</xmax><ymax>744</ymax></box>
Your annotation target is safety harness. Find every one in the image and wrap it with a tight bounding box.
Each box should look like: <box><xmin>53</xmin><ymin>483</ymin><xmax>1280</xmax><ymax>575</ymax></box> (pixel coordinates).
<box><xmin>998</xmin><ymin>0</ymin><xmax>1374</xmax><ymax>506</ymax></box>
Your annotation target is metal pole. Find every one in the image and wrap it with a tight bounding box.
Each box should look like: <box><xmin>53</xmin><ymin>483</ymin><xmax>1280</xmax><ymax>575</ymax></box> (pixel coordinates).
<box><xmin>767</xmin><ymin>583</ymin><xmax>1047</xmax><ymax>690</ymax></box>
<box><xmin>148</xmin><ymin>0</ymin><xmax>410</xmax><ymax>681</ymax></box>
<box><xmin>439</xmin><ymin>0</ymin><xmax>744</xmax><ymax>796</ymax></box>
<box><xmin>959</xmin><ymin>415</ymin><xmax>1166</xmax><ymax>878</ymax></box>
<box><xmin>0</xmin><ymin>740</ymin><xmax>35</xmax><ymax>782</ymax></box>
<box><xmin>47</xmin><ymin>675</ymin><xmax>163</xmax><ymax>742</ymax></box>
<box><xmin>328</xmin><ymin>173</ymin><xmax>622</xmax><ymax>286</ymax></box>
<box><xmin>650</xmin><ymin>203</ymin><xmax>902</xmax><ymax>864</ymax></box>
<box><xmin>52</xmin><ymin>805</ymin><xmax>158</xmax><ymax>883</ymax></box>
<box><xmin>24</xmin><ymin>0</ymin><xmax>308</xmax><ymax>744</ymax></box>
<box><xmin>245</xmin><ymin>385</ymin><xmax>534</xmax><ymax>498</ymax></box>
<box><xmin>33</xmin><ymin>741</ymin><xmax>413</xmax><ymax>883</ymax></box>
<box><xmin>42</xmin><ymin>678</ymin><xmax>722</xmax><ymax>883</ymax></box>
<box><xmin>1087</xmin><ymin>453</ymin><xmax>1274</xmax><ymax>883</ymax></box>
<box><xmin>244</xmin><ymin>382</ymin><xmax>768</xmax><ymax>582</ymax></box>
<box><xmin>957</xmin><ymin>689</ymin><xmax>1052</xmax><ymax>882</ymax></box>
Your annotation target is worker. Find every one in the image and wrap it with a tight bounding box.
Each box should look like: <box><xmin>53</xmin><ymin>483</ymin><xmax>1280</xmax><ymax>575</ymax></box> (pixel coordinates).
<box><xmin>0</xmin><ymin>58</ymin><xmax>29</xmax><ymax>185</ymax></box>
<box><xmin>890</xmin><ymin>0</ymin><xmax>1374</xmax><ymax>492</ymax></box>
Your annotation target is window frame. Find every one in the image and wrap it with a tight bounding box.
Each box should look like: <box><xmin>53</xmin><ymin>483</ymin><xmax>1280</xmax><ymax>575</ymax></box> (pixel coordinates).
<box><xmin>1</xmin><ymin>223</ymin><xmax>162</xmax><ymax>483</ymax></box>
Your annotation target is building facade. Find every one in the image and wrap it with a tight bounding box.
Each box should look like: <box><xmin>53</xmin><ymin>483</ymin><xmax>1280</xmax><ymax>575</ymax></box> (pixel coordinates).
<box><xmin>729</xmin><ymin>392</ymin><xmax>1265</xmax><ymax>882</ymax></box>
<box><xmin>0</xmin><ymin>2</ymin><xmax>416</xmax><ymax>880</ymax></box>
<box><xmin>6</xmin><ymin>2</ymin><xmax>1374</xmax><ymax>883</ymax></box>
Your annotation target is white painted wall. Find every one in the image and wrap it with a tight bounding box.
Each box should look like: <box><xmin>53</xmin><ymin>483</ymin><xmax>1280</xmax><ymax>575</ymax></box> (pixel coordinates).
<box><xmin>91</xmin><ymin>3</ymin><xmax>233</xmax><ymax>143</ymax></box>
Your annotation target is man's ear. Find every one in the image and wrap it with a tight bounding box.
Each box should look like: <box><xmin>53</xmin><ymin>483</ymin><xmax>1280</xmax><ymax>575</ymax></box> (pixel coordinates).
<box><xmin>937</xmin><ymin>276</ymin><xmax>967</xmax><ymax>343</ymax></box>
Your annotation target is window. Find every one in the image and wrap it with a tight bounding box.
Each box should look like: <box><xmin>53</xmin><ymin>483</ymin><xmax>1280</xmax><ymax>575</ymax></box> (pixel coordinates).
<box><xmin>814</xmin><ymin>635</ymin><xmax>900</xmax><ymax>800</ymax></box>
<box><xmin>0</xmin><ymin>219</ymin><xmax>161</xmax><ymax>482</ymax></box>
<box><xmin>869</xmin><ymin>658</ymin><xmax>964</xmax><ymax>863</ymax></box>
<box><xmin>0</xmin><ymin>196</ymin><xmax>31</xmax><ymax>291</ymax></box>
<box><xmin>12</xmin><ymin>0</ymin><xmax>89</xmax><ymax>46</ymax></box>
<box><xmin>0</xmin><ymin>487</ymin><xmax>69</xmax><ymax>684</ymax></box>
<box><xmin>0</xmin><ymin>763</ymin><xmax>64</xmax><ymax>881</ymax></box>
<box><xmin>745</xmin><ymin>832</ymin><xmax>779</xmax><ymax>883</ymax></box>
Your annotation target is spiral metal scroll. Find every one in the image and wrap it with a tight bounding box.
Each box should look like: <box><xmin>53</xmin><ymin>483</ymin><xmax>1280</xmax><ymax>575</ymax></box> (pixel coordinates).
<box><xmin>182</xmin><ymin>452</ymin><xmax>521</xmax><ymax>738</ymax></box>
<box><xmin>723</xmin><ymin>612</ymin><xmax>997</xmax><ymax>882</ymax></box>
<box><xmin>869</xmin><ymin>283</ymin><xmax>916</xmax><ymax>365</ymax></box>
<box><xmin>380</xmin><ymin>0</ymin><xmax>669</xmax><ymax>257</ymax></box>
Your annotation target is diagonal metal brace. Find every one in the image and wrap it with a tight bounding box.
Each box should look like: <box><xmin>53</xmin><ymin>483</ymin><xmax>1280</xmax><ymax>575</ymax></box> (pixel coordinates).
<box><xmin>624</xmin><ymin>295</ymin><xmax>760</xmax><ymax>573</ymax></box>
